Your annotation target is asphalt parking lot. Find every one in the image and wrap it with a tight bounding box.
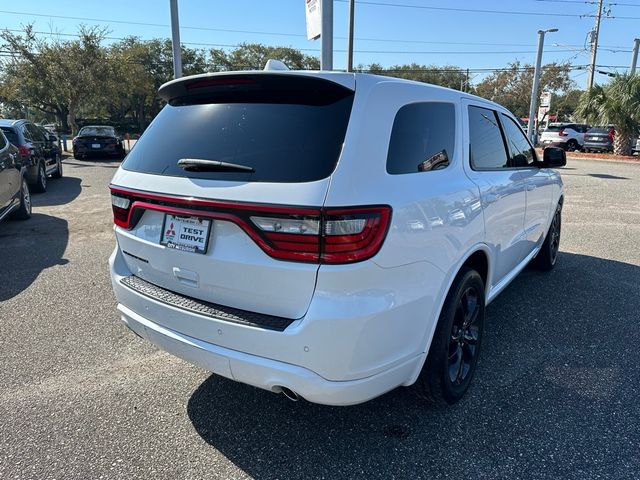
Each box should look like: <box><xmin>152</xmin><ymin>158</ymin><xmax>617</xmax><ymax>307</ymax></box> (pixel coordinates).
<box><xmin>1</xmin><ymin>157</ymin><xmax>639</xmax><ymax>480</ymax></box>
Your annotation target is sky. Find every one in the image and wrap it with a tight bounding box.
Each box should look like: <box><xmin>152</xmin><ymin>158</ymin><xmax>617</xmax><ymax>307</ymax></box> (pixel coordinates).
<box><xmin>1</xmin><ymin>0</ymin><xmax>639</xmax><ymax>89</ymax></box>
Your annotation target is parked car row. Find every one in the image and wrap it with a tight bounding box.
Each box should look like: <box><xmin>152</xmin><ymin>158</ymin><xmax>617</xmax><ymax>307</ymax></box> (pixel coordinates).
<box><xmin>0</xmin><ymin>118</ymin><xmax>70</xmax><ymax>224</ymax></box>
<box><xmin>0</xmin><ymin>119</ymin><xmax>63</xmax><ymax>195</ymax></box>
<box><xmin>540</xmin><ymin>122</ymin><xmax>639</xmax><ymax>154</ymax></box>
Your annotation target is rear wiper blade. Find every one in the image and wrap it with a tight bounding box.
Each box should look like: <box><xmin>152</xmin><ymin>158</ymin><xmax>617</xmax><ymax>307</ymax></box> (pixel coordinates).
<box><xmin>177</xmin><ymin>158</ymin><xmax>255</xmax><ymax>173</ymax></box>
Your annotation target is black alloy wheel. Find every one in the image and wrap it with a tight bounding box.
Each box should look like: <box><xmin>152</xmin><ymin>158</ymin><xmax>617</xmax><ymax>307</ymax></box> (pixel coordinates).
<box><xmin>12</xmin><ymin>177</ymin><xmax>32</xmax><ymax>220</ymax></box>
<box><xmin>414</xmin><ymin>267</ymin><xmax>485</xmax><ymax>404</ymax></box>
<box><xmin>33</xmin><ymin>161</ymin><xmax>47</xmax><ymax>193</ymax></box>
<box><xmin>448</xmin><ymin>286</ymin><xmax>481</xmax><ymax>385</ymax></box>
<box><xmin>533</xmin><ymin>204</ymin><xmax>562</xmax><ymax>271</ymax></box>
<box><xmin>566</xmin><ymin>139</ymin><xmax>579</xmax><ymax>151</ymax></box>
<box><xmin>52</xmin><ymin>156</ymin><xmax>63</xmax><ymax>179</ymax></box>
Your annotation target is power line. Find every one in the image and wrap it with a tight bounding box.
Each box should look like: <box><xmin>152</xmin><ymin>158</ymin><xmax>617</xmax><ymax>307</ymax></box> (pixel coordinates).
<box><xmin>0</xmin><ymin>29</ymin><xmax>584</xmax><ymax>56</ymax></box>
<box><xmin>335</xmin><ymin>0</ymin><xmax>598</xmax><ymax>17</ymax></box>
<box><xmin>334</xmin><ymin>0</ymin><xmax>640</xmax><ymax>18</ymax></box>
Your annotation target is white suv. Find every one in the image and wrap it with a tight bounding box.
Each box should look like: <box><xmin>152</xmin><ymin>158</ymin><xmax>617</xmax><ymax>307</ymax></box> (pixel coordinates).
<box><xmin>539</xmin><ymin>122</ymin><xmax>590</xmax><ymax>151</ymax></box>
<box><xmin>109</xmin><ymin>70</ymin><xmax>565</xmax><ymax>405</ymax></box>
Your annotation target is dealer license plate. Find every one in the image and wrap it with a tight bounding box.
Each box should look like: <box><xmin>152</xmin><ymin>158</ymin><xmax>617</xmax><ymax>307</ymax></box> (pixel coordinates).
<box><xmin>160</xmin><ymin>214</ymin><xmax>212</xmax><ymax>254</ymax></box>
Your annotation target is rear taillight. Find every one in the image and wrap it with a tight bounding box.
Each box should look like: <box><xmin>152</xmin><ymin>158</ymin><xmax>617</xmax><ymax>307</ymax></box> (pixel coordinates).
<box><xmin>18</xmin><ymin>145</ymin><xmax>30</xmax><ymax>157</ymax></box>
<box><xmin>110</xmin><ymin>194</ymin><xmax>131</xmax><ymax>228</ymax></box>
<box><xmin>608</xmin><ymin>129</ymin><xmax>615</xmax><ymax>141</ymax></box>
<box><xmin>558</xmin><ymin>128</ymin><xmax>567</xmax><ymax>137</ymax></box>
<box><xmin>109</xmin><ymin>187</ymin><xmax>391</xmax><ymax>264</ymax></box>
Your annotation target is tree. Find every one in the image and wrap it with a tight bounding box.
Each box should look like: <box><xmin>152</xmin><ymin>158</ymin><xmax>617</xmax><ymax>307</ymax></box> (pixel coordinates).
<box><xmin>0</xmin><ymin>25</ymin><xmax>109</xmax><ymax>133</ymax></box>
<box><xmin>101</xmin><ymin>37</ymin><xmax>207</xmax><ymax>131</ymax></box>
<box><xmin>474</xmin><ymin>62</ymin><xmax>574</xmax><ymax>118</ymax></box>
<box><xmin>209</xmin><ymin>43</ymin><xmax>320</xmax><ymax>71</ymax></box>
<box><xmin>357</xmin><ymin>63</ymin><xmax>469</xmax><ymax>90</ymax></box>
<box><xmin>575</xmin><ymin>74</ymin><xmax>640</xmax><ymax>156</ymax></box>
<box><xmin>551</xmin><ymin>89</ymin><xmax>583</xmax><ymax>122</ymax></box>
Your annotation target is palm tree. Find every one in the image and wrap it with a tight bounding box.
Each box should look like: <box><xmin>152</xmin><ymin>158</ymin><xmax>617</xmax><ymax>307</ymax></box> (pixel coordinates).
<box><xmin>576</xmin><ymin>74</ymin><xmax>640</xmax><ymax>156</ymax></box>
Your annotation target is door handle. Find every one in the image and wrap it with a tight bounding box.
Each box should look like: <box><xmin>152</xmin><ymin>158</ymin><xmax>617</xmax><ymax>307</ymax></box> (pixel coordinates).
<box><xmin>526</xmin><ymin>184</ymin><xmax>536</xmax><ymax>191</ymax></box>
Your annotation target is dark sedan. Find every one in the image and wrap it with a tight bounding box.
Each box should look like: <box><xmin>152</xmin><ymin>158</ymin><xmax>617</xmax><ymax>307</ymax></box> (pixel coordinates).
<box><xmin>73</xmin><ymin>126</ymin><xmax>125</xmax><ymax>159</ymax></box>
<box><xmin>583</xmin><ymin>126</ymin><xmax>614</xmax><ymax>153</ymax></box>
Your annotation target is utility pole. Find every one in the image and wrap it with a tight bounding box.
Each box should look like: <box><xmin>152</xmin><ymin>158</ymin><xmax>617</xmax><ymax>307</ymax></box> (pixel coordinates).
<box><xmin>586</xmin><ymin>0</ymin><xmax>604</xmax><ymax>90</ymax></box>
<box><xmin>169</xmin><ymin>0</ymin><xmax>182</xmax><ymax>79</ymax></box>
<box><xmin>527</xmin><ymin>29</ymin><xmax>558</xmax><ymax>143</ymax></box>
<box><xmin>321</xmin><ymin>0</ymin><xmax>333</xmax><ymax>70</ymax></box>
<box><xmin>630</xmin><ymin>38</ymin><xmax>640</xmax><ymax>74</ymax></box>
<box><xmin>466</xmin><ymin>68</ymin><xmax>470</xmax><ymax>93</ymax></box>
<box><xmin>347</xmin><ymin>0</ymin><xmax>355</xmax><ymax>72</ymax></box>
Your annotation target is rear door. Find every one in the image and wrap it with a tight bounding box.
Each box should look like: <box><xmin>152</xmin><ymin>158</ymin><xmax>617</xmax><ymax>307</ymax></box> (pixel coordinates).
<box><xmin>463</xmin><ymin>103</ymin><xmax>527</xmax><ymax>286</ymax></box>
<box><xmin>111</xmin><ymin>73</ymin><xmax>355</xmax><ymax>319</ymax></box>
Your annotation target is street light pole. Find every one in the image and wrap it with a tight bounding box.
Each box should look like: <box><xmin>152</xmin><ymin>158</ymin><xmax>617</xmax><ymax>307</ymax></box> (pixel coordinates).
<box><xmin>347</xmin><ymin>0</ymin><xmax>355</xmax><ymax>72</ymax></box>
<box><xmin>527</xmin><ymin>28</ymin><xmax>558</xmax><ymax>144</ymax></box>
<box><xmin>321</xmin><ymin>0</ymin><xmax>333</xmax><ymax>70</ymax></box>
<box><xmin>630</xmin><ymin>38</ymin><xmax>640</xmax><ymax>75</ymax></box>
<box><xmin>169</xmin><ymin>0</ymin><xmax>182</xmax><ymax>79</ymax></box>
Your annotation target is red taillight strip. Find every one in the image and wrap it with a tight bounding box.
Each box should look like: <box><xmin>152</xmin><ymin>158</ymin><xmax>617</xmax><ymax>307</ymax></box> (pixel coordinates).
<box><xmin>110</xmin><ymin>185</ymin><xmax>319</xmax><ymax>216</ymax></box>
<box><xmin>109</xmin><ymin>185</ymin><xmax>392</xmax><ymax>264</ymax></box>
<box><xmin>125</xmin><ymin>201</ymin><xmax>320</xmax><ymax>262</ymax></box>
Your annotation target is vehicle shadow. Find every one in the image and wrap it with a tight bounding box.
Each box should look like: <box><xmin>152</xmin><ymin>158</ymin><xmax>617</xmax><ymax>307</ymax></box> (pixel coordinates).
<box><xmin>33</xmin><ymin>176</ymin><xmax>82</xmax><ymax>207</ymax></box>
<box><xmin>0</xmin><ymin>213</ymin><xmax>68</xmax><ymax>302</ymax></box>
<box><xmin>187</xmin><ymin>252</ymin><xmax>640</xmax><ymax>479</ymax></box>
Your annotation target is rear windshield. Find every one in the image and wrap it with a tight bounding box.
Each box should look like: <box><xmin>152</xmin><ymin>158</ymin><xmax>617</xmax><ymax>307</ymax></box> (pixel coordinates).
<box><xmin>0</xmin><ymin>127</ymin><xmax>19</xmax><ymax>146</ymax></box>
<box><xmin>587</xmin><ymin>127</ymin><xmax>611</xmax><ymax>133</ymax></box>
<box><xmin>544</xmin><ymin>124</ymin><xmax>568</xmax><ymax>132</ymax></box>
<box><xmin>79</xmin><ymin>126</ymin><xmax>115</xmax><ymax>136</ymax></box>
<box><xmin>122</xmin><ymin>76</ymin><xmax>355</xmax><ymax>183</ymax></box>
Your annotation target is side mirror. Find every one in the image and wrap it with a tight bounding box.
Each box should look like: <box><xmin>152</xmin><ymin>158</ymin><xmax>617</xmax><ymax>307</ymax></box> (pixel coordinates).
<box><xmin>542</xmin><ymin>147</ymin><xmax>566</xmax><ymax>168</ymax></box>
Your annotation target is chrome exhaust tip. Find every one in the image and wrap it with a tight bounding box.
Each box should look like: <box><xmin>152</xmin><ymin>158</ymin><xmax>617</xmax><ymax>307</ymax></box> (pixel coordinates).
<box><xmin>280</xmin><ymin>386</ymin><xmax>299</xmax><ymax>402</ymax></box>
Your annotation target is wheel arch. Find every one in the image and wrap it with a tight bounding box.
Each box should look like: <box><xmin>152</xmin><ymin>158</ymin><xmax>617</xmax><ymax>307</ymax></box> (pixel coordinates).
<box><xmin>404</xmin><ymin>244</ymin><xmax>492</xmax><ymax>386</ymax></box>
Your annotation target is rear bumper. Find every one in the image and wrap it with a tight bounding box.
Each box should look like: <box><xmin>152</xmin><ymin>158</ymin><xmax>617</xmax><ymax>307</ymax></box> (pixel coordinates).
<box><xmin>119</xmin><ymin>303</ymin><xmax>422</xmax><ymax>406</ymax></box>
<box><xmin>110</xmin><ymin>245</ymin><xmax>444</xmax><ymax>405</ymax></box>
<box><xmin>583</xmin><ymin>142</ymin><xmax>612</xmax><ymax>151</ymax></box>
<box><xmin>74</xmin><ymin>145</ymin><xmax>123</xmax><ymax>155</ymax></box>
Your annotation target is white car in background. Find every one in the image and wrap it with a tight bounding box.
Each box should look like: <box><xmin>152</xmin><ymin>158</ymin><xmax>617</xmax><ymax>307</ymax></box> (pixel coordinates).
<box><xmin>539</xmin><ymin>122</ymin><xmax>590</xmax><ymax>151</ymax></box>
<box><xmin>109</xmin><ymin>69</ymin><xmax>566</xmax><ymax>406</ymax></box>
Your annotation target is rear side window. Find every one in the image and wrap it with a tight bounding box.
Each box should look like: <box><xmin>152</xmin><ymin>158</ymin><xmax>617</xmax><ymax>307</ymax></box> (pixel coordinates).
<box><xmin>0</xmin><ymin>131</ymin><xmax>6</xmax><ymax>150</ymax></box>
<box><xmin>499</xmin><ymin>114</ymin><xmax>536</xmax><ymax>167</ymax></box>
<box><xmin>122</xmin><ymin>75</ymin><xmax>354</xmax><ymax>183</ymax></box>
<box><xmin>468</xmin><ymin>106</ymin><xmax>509</xmax><ymax>170</ymax></box>
<box><xmin>0</xmin><ymin>127</ymin><xmax>18</xmax><ymax>146</ymax></box>
<box><xmin>386</xmin><ymin>102</ymin><xmax>455</xmax><ymax>174</ymax></box>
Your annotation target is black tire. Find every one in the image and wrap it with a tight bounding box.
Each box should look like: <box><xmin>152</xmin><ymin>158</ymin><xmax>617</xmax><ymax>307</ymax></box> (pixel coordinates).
<box><xmin>413</xmin><ymin>267</ymin><xmax>485</xmax><ymax>405</ymax></box>
<box><xmin>533</xmin><ymin>204</ymin><xmax>562</xmax><ymax>271</ymax></box>
<box><xmin>11</xmin><ymin>176</ymin><xmax>32</xmax><ymax>220</ymax></box>
<box><xmin>32</xmin><ymin>161</ymin><xmax>47</xmax><ymax>193</ymax></box>
<box><xmin>51</xmin><ymin>156</ymin><xmax>63</xmax><ymax>179</ymax></box>
<box><xmin>566</xmin><ymin>139</ymin><xmax>579</xmax><ymax>151</ymax></box>
<box><xmin>73</xmin><ymin>151</ymin><xmax>82</xmax><ymax>160</ymax></box>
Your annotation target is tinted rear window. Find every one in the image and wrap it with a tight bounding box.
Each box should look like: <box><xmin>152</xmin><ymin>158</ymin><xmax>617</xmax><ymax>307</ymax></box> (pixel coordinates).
<box><xmin>79</xmin><ymin>127</ymin><xmax>115</xmax><ymax>136</ymax></box>
<box><xmin>386</xmin><ymin>102</ymin><xmax>455</xmax><ymax>174</ymax></box>
<box><xmin>587</xmin><ymin>127</ymin><xmax>610</xmax><ymax>134</ymax></box>
<box><xmin>122</xmin><ymin>76</ymin><xmax>354</xmax><ymax>183</ymax></box>
<box><xmin>0</xmin><ymin>127</ymin><xmax>19</xmax><ymax>146</ymax></box>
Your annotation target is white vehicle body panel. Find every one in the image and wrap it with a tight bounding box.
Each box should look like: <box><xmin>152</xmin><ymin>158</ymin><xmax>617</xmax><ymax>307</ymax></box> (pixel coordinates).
<box><xmin>109</xmin><ymin>71</ymin><xmax>564</xmax><ymax>405</ymax></box>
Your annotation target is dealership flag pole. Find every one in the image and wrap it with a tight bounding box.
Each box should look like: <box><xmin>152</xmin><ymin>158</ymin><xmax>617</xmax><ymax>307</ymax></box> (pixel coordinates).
<box><xmin>170</xmin><ymin>0</ymin><xmax>182</xmax><ymax>79</ymax></box>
